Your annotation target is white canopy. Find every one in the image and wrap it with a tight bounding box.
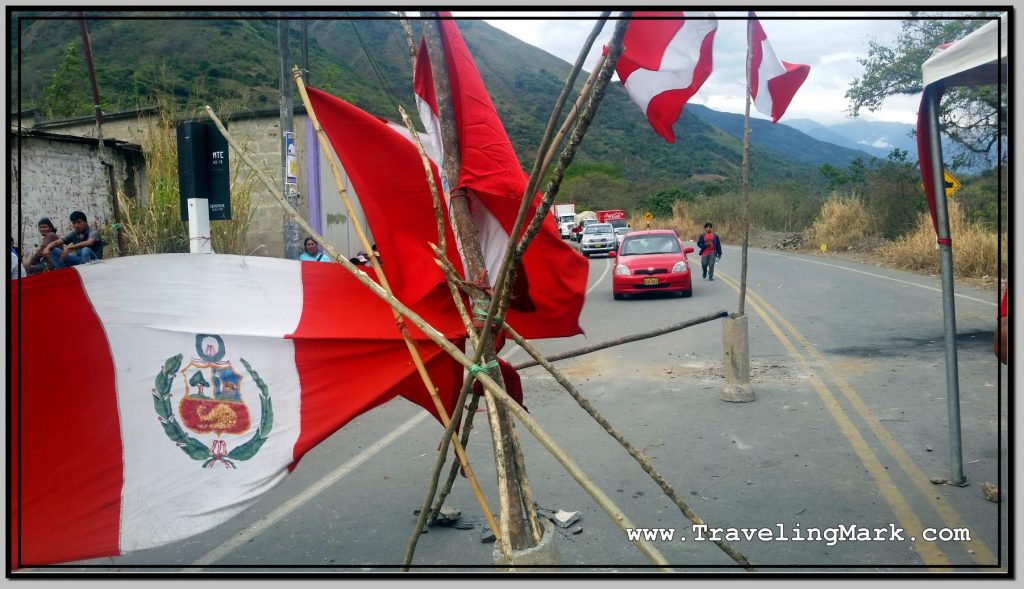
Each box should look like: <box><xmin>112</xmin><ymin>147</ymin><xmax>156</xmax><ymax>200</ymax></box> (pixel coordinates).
<box><xmin>922</xmin><ymin>12</ymin><xmax>1008</xmax><ymax>88</ymax></box>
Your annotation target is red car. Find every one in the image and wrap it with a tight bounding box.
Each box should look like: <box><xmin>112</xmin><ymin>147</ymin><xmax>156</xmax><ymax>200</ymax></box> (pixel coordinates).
<box><xmin>612</xmin><ymin>229</ymin><xmax>695</xmax><ymax>299</ymax></box>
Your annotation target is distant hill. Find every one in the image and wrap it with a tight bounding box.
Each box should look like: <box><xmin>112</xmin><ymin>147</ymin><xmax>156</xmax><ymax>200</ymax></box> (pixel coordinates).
<box><xmin>12</xmin><ymin>10</ymin><xmax>891</xmax><ymax>209</ymax></box>
<box><xmin>687</xmin><ymin>104</ymin><xmax>878</xmax><ymax>168</ymax></box>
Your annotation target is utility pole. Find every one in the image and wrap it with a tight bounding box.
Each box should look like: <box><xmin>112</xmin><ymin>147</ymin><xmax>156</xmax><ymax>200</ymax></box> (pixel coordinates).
<box><xmin>77</xmin><ymin>13</ymin><xmax>126</xmax><ymax>256</ymax></box>
<box><xmin>279</xmin><ymin>15</ymin><xmax>300</xmax><ymax>259</ymax></box>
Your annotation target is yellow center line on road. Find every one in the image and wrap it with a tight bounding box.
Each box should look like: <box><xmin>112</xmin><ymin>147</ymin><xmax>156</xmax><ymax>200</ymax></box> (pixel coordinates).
<box><xmin>719</xmin><ymin>271</ymin><xmax>998</xmax><ymax>566</ymax></box>
<box><xmin>716</xmin><ymin>272</ymin><xmax>950</xmax><ymax>569</ymax></box>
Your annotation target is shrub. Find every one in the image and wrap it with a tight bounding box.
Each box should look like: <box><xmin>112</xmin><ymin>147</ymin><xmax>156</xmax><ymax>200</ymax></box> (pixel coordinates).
<box><xmin>805</xmin><ymin>193</ymin><xmax>872</xmax><ymax>251</ymax></box>
<box><xmin>876</xmin><ymin>200</ymin><xmax>1007</xmax><ymax>279</ymax></box>
<box><xmin>117</xmin><ymin>97</ymin><xmax>260</xmax><ymax>256</ymax></box>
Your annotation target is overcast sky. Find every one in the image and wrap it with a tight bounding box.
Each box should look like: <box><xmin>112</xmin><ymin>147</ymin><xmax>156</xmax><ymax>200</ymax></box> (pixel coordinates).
<box><xmin>452</xmin><ymin>11</ymin><xmax>936</xmax><ymax>128</ymax></box>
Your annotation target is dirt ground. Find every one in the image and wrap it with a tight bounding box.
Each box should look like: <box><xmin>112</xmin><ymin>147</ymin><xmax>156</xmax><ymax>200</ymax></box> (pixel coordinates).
<box><xmin>747</xmin><ymin>230</ymin><xmax>1002</xmax><ymax>292</ymax></box>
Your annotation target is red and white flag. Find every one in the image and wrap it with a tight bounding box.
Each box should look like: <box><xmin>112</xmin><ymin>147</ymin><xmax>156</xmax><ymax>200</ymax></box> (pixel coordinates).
<box><xmin>306</xmin><ymin>15</ymin><xmax>587</xmax><ymax>340</ymax></box>
<box><xmin>614</xmin><ymin>11</ymin><xmax>718</xmax><ymax>143</ymax></box>
<box><xmin>11</xmin><ymin>255</ymin><xmax>466</xmax><ymax>567</ymax></box>
<box><xmin>748</xmin><ymin>12</ymin><xmax>810</xmax><ymax>123</ymax></box>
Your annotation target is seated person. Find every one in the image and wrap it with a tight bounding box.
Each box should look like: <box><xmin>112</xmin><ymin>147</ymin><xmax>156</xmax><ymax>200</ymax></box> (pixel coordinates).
<box><xmin>45</xmin><ymin>211</ymin><xmax>104</xmax><ymax>269</ymax></box>
<box><xmin>25</xmin><ymin>217</ymin><xmax>60</xmax><ymax>275</ymax></box>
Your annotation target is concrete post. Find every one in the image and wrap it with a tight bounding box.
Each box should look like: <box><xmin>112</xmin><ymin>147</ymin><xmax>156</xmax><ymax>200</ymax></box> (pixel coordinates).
<box><xmin>721</xmin><ymin>313</ymin><xmax>754</xmax><ymax>402</ymax></box>
<box><xmin>493</xmin><ymin>520</ymin><xmax>559</xmax><ymax>569</ymax></box>
<box><xmin>187</xmin><ymin>198</ymin><xmax>213</xmax><ymax>254</ymax></box>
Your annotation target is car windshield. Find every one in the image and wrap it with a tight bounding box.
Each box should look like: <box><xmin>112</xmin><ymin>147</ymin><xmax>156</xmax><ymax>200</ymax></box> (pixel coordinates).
<box><xmin>584</xmin><ymin>225</ymin><xmax>613</xmax><ymax>235</ymax></box>
<box><xmin>615</xmin><ymin>227</ymin><xmax>629</xmax><ymax>235</ymax></box>
<box><xmin>620</xmin><ymin>235</ymin><xmax>681</xmax><ymax>255</ymax></box>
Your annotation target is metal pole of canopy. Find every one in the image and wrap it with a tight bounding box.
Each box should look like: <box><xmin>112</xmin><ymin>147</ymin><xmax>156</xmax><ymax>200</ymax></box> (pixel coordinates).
<box><xmin>923</xmin><ymin>84</ymin><xmax>965</xmax><ymax>485</ymax></box>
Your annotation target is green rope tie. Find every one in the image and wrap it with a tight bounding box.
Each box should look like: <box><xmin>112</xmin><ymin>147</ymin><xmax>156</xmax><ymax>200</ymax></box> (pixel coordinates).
<box><xmin>471</xmin><ymin>299</ymin><xmax>490</xmax><ymax>322</ymax></box>
<box><xmin>468</xmin><ymin>359</ymin><xmax>498</xmax><ymax>376</ymax></box>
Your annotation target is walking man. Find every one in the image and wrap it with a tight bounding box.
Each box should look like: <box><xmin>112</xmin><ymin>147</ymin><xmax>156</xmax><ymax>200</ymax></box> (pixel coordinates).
<box><xmin>45</xmin><ymin>211</ymin><xmax>104</xmax><ymax>269</ymax></box>
<box><xmin>696</xmin><ymin>222</ymin><xmax>722</xmax><ymax>281</ymax></box>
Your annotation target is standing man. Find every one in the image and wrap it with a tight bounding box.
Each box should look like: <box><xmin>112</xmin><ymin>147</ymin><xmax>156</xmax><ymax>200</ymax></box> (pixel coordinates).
<box><xmin>696</xmin><ymin>222</ymin><xmax>722</xmax><ymax>281</ymax></box>
<box><xmin>44</xmin><ymin>211</ymin><xmax>104</xmax><ymax>269</ymax></box>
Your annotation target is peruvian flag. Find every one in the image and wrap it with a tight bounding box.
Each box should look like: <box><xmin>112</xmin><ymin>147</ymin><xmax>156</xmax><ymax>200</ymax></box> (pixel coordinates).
<box><xmin>614</xmin><ymin>11</ymin><xmax>718</xmax><ymax>143</ymax></box>
<box><xmin>11</xmin><ymin>255</ymin><xmax>466</xmax><ymax>567</ymax></box>
<box><xmin>748</xmin><ymin>12</ymin><xmax>810</xmax><ymax>123</ymax></box>
<box><xmin>306</xmin><ymin>15</ymin><xmax>587</xmax><ymax>340</ymax></box>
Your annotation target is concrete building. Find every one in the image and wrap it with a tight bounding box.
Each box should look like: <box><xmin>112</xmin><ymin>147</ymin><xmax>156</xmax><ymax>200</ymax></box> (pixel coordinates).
<box><xmin>10</xmin><ymin>105</ymin><xmax>372</xmax><ymax>261</ymax></box>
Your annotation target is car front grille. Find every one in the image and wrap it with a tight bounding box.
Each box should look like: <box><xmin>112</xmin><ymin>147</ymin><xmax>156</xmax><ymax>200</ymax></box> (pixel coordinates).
<box><xmin>634</xmin><ymin>268</ymin><xmax>669</xmax><ymax>275</ymax></box>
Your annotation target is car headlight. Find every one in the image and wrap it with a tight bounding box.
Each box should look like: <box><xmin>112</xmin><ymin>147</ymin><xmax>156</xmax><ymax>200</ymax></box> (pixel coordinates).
<box><xmin>672</xmin><ymin>261</ymin><xmax>688</xmax><ymax>273</ymax></box>
<box><xmin>615</xmin><ymin>264</ymin><xmax>631</xmax><ymax>276</ymax></box>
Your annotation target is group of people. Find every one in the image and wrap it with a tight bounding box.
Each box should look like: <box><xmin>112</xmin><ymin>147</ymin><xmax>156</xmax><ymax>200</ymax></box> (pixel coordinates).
<box><xmin>11</xmin><ymin>211</ymin><xmax>104</xmax><ymax>279</ymax></box>
<box><xmin>299</xmin><ymin>236</ymin><xmax>381</xmax><ymax>268</ymax></box>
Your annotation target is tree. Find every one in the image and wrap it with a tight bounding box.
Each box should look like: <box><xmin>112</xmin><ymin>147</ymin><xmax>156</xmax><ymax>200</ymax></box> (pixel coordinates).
<box><xmin>41</xmin><ymin>42</ymin><xmax>92</xmax><ymax>119</ymax></box>
<box><xmin>845</xmin><ymin>12</ymin><xmax>1006</xmax><ymax>168</ymax></box>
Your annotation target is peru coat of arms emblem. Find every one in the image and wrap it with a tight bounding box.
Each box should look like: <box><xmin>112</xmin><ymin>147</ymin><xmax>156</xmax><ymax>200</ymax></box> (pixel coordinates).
<box><xmin>153</xmin><ymin>334</ymin><xmax>273</xmax><ymax>468</ymax></box>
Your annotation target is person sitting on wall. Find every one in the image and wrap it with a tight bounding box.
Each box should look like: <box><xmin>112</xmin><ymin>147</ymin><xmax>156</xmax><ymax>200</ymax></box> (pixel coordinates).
<box><xmin>44</xmin><ymin>211</ymin><xmax>104</xmax><ymax>269</ymax></box>
<box><xmin>25</xmin><ymin>217</ymin><xmax>60</xmax><ymax>275</ymax></box>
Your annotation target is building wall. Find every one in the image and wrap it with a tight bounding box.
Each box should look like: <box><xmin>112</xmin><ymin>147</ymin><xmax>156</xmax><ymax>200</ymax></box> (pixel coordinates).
<box><xmin>10</xmin><ymin>133</ymin><xmax>144</xmax><ymax>259</ymax></box>
<box><xmin>28</xmin><ymin>109</ymin><xmax>359</xmax><ymax>260</ymax></box>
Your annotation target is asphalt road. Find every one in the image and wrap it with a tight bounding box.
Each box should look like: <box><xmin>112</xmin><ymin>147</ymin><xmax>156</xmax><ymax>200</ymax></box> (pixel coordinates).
<box><xmin>64</xmin><ymin>243</ymin><xmax>1009</xmax><ymax>574</ymax></box>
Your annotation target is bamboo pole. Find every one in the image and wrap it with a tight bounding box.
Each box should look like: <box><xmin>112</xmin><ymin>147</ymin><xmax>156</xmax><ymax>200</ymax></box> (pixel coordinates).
<box><xmin>422</xmin><ymin>16</ymin><xmax>530</xmax><ymax>555</ymax></box>
<box><xmin>286</xmin><ymin>76</ymin><xmax>504</xmax><ymax>546</ymax></box>
<box><xmin>435</xmin><ymin>252</ymin><xmax>749</xmax><ymax>566</ymax></box>
<box><xmin>503</xmin><ymin>325</ymin><xmax>754</xmax><ymax>570</ymax></box>
<box><xmin>513</xmin><ymin>311</ymin><xmax>728</xmax><ymax>370</ymax></box>
<box><xmin>205</xmin><ymin>104</ymin><xmax>670</xmax><ymax>570</ymax></box>
<box><xmin>537</xmin><ymin>51</ymin><xmax>608</xmax><ymax>176</ymax></box>
<box><xmin>419</xmin><ymin>14</ymin><xmax>625</xmax><ymax>549</ymax></box>
<box><xmin>516</xmin><ymin>18</ymin><xmax>627</xmax><ymax>263</ymax></box>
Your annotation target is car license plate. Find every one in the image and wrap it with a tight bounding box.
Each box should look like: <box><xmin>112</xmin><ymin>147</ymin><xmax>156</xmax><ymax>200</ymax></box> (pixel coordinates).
<box><xmin>643</xmin><ymin>277</ymin><xmax>659</xmax><ymax>286</ymax></box>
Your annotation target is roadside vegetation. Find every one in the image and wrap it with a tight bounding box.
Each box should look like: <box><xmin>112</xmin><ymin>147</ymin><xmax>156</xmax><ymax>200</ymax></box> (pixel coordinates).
<box><xmin>114</xmin><ymin>95</ymin><xmax>262</xmax><ymax>256</ymax></box>
<box><xmin>625</xmin><ymin>152</ymin><xmax>1006</xmax><ymax>284</ymax></box>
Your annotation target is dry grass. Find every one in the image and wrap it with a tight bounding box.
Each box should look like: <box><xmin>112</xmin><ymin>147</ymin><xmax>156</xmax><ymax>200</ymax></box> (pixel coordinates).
<box><xmin>877</xmin><ymin>200</ymin><xmax>1008</xmax><ymax>279</ymax></box>
<box><xmin>805</xmin><ymin>193</ymin><xmax>872</xmax><ymax>252</ymax></box>
<box><xmin>117</xmin><ymin>100</ymin><xmax>261</xmax><ymax>256</ymax></box>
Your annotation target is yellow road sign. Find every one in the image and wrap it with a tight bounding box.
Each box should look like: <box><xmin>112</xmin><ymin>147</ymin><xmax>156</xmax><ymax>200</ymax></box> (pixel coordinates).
<box><xmin>943</xmin><ymin>169</ymin><xmax>961</xmax><ymax>198</ymax></box>
<box><xmin>644</xmin><ymin>212</ymin><xmax>653</xmax><ymax>221</ymax></box>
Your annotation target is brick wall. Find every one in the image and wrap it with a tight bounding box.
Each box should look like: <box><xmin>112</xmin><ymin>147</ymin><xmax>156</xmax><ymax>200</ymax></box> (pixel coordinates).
<box><xmin>10</xmin><ymin>132</ymin><xmax>144</xmax><ymax>259</ymax></box>
<box><xmin>27</xmin><ymin>109</ymin><xmax>326</xmax><ymax>259</ymax></box>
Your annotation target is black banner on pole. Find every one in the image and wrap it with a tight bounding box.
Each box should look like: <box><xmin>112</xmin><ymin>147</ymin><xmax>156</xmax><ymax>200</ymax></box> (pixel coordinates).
<box><xmin>177</xmin><ymin>121</ymin><xmax>231</xmax><ymax>221</ymax></box>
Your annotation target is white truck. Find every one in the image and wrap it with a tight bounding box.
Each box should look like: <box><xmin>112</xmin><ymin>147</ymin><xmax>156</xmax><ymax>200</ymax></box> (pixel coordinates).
<box><xmin>553</xmin><ymin>203</ymin><xmax>576</xmax><ymax>239</ymax></box>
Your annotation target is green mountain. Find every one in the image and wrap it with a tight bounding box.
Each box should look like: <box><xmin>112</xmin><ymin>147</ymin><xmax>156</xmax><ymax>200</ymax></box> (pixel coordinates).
<box><xmin>13</xmin><ymin>11</ymin><xmax>850</xmax><ymax>210</ymax></box>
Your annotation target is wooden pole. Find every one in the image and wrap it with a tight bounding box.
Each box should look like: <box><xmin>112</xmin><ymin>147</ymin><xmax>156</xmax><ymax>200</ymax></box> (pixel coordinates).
<box><xmin>289</xmin><ymin>73</ymin><xmax>502</xmax><ymax>546</ymax></box>
<box><xmin>205</xmin><ymin>105</ymin><xmax>671</xmax><ymax>569</ymax></box>
<box><xmin>423</xmin><ymin>16</ymin><xmax>531</xmax><ymax>555</ymax></box>
<box><xmin>77</xmin><ymin>13</ymin><xmax>125</xmax><ymax>256</ymax></box>
<box><xmin>739</xmin><ymin>15</ymin><xmax>753</xmax><ymax>317</ymax></box>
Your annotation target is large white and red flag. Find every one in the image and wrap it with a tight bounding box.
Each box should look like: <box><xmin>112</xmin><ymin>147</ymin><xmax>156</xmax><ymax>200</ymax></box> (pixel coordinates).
<box><xmin>11</xmin><ymin>255</ymin><xmax>466</xmax><ymax>567</ymax></box>
<box><xmin>614</xmin><ymin>11</ymin><xmax>718</xmax><ymax>143</ymax></box>
<box><xmin>748</xmin><ymin>12</ymin><xmax>810</xmax><ymax>123</ymax></box>
<box><xmin>306</xmin><ymin>15</ymin><xmax>587</xmax><ymax>340</ymax></box>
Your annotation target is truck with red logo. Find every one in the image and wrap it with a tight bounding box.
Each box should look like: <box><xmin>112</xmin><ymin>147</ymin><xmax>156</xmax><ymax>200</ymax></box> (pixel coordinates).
<box><xmin>596</xmin><ymin>209</ymin><xmax>627</xmax><ymax>230</ymax></box>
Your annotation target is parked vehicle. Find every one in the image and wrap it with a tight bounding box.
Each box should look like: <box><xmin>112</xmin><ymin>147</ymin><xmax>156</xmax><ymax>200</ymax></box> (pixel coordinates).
<box><xmin>596</xmin><ymin>209</ymin><xmax>627</xmax><ymax>230</ymax></box>
<box><xmin>580</xmin><ymin>222</ymin><xmax>617</xmax><ymax>258</ymax></box>
<box><xmin>612</xmin><ymin>229</ymin><xmax>695</xmax><ymax>299</ymax></box>
<box><xmin>553</xmin><ymin>203</ymin><xmax>576</xmax><ymax>239</ymax></box>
